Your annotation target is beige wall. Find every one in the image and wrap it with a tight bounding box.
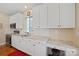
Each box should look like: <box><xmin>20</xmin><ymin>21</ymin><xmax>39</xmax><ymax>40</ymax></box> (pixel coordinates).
<box><xmin>49</xmin><ymin>28</ymin><xmax>75</xmax><ymax>42</ymax></box>
<box><xmin>0</xmin><ymin>13</ymin><xmax>9</xmax><ymax>45</ymax></box>
<box><xmin>32</xmin><ymin>28</ymin><xmax>75</xmax><ymax>42</ymax></box>
<box><xmin>72</xmin><ymin>4</ymin><xmax>79</xmax><ymax>47</ymax></box>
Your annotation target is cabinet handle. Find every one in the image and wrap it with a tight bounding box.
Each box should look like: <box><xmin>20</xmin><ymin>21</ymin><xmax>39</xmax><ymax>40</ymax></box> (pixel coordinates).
<box><xmin>33</xmin><ymin>44</ymin><xmax>35</xmax><ymax>46</ymax></box>
<box><xmin>32</xmin><ymin>29</ymin><xmax>34</xmax><ymax>31</ymax></box>
<box><xmin>58</xmin><ymin>25</ymin><xmax>61</xmax><ymax>27</ymax></box>
<box><xmin>38</xmin><ymin>26</ymin><xmax>40</xmax><ymax>27</ymax></box>
<box><xmin>38</xmin><ymin>42</ymin><xmax>40</xmax><ymax>44</ymax></box>
<box><xmin>29</xmin><ymin>40</ymin><xmax>30</xmax><ymax>41</ymax></box>
<box><xmin>72</xmin><ymin>51</ymin><xmax>74</xmax><ymax>53</ymax></box>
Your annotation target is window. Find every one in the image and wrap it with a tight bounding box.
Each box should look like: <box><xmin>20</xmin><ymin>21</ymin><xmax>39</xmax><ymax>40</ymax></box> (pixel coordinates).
<box><xmin>26</xmin><ymin>16</ymin><xmax>32</xmax><ymax>32</ymax></box>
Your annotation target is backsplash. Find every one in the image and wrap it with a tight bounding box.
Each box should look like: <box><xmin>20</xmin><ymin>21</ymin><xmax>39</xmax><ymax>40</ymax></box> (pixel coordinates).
<box><xmin>31</xmin><ymin>28</ymin><xmax>75</xmax><ymax>42</ymax></box>
<box><xmin>49</xmin><ymin>28</ymin><xmax>75</xmax><ymax>42</ymax></box>
<box><xmin>31</xmin><ymin>28</ymin><xmax>50</xmax><ymax>37</ymax></box>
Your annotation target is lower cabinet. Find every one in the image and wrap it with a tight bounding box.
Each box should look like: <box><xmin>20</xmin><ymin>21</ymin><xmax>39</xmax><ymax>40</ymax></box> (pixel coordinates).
<box><xmin>33</xmin><ymin>41</ymin><xmax>47</xmax><ymax>56</ymax></box>
<box><xmin>12</xmin><ymin>35</ymin><xmax>21</xmax><ymax>49</ymax></box>
<box><xmin>12</xmin><ymin>35</ymin><xmax>47</xmax><ymax>56</ymax></box>
<box><xmin>23</xmin><ymin>38</ymin><xmax>34</xmax><ymax>55</ymax></box>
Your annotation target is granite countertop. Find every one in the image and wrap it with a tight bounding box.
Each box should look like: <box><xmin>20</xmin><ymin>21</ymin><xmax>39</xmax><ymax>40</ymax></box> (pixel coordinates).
<box><xmin>12</xmin><ymin>34</ymin><xmax>79</xmax><ymax>49</ymax></box>
<box><xmin>47</xmin><ymin>39</ymin><xmax>79</xmax><ymax>49</ymax></box>
<box><xmin>12</xmin><ymin>34</ymin><xmax>49</xmax><ymax>43</ymax></box>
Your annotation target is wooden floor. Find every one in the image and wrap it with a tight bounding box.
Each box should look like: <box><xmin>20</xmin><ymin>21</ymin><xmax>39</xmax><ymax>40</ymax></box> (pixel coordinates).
<box><xmin>0</xmin><ymin>44</ymin><xmax>15</xmax><ymax>56</ymax></box>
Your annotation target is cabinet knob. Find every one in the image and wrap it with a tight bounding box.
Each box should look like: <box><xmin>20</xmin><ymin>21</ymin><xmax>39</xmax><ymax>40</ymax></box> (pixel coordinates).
<box><xmin>33</xmin><ymin>44</ymin><xmax>35</xmax><ymax>46</ymax></box>
<box><xmin>72</xmin><ymin>51</ymin><xmax>74</xmax><ymax>53</ymax></box>
<box><xmin>38</xmin><ymin>26</ymin><xmax>40</xmax><ymax>27</ymax></box>
<box><xmin>32</xmin><ymin>29</ymin><xmax>34</xmax><ymax>31</ymax></box>
<box><xmin>58</xmin><ymin>25</ymin><xmax>61</xmax><ymax>27</ymax></box>
<box><xmin>38</xmin><ymin>42</ymin><xmax>40</xmax><ymax>44</ymax></box>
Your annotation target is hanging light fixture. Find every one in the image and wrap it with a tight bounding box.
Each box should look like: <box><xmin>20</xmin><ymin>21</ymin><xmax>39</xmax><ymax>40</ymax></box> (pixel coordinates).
<box><xmin>25</xmin><ymin>5</ymin><xmax>27</xmax><ymax>9</ymax></box>
<box><xmin>24</xmin><ymin>4</ymin><xmax>32</xmax><ymax>16</ymax></box>
<box><xmin>23</xmin><ymin>5</ymin><xmax>28</xmax><ymax>16</ymax></box>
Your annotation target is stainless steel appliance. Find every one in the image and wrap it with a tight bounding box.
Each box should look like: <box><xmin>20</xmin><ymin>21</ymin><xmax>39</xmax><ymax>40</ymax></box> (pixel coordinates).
<box><xmin>47</xmin><ymin>47</ymin><xmax>65</xmax><ymax>56</ymax></box>
<box><xmin>6</xmin><ymin>34</ymin><xmax>11</xmax><ymax>47</ymax></box>
<box><xmin>10</xmin><ymin>23</ymin><xmax>16</xmax><ymax>29</ymax></box>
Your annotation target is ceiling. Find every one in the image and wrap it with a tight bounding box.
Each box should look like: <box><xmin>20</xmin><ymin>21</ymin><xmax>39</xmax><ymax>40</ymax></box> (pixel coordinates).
<box><xmin>0</xmin><ymin>3</ymin><xmax>34</xmax><ymax>15</ymax></box>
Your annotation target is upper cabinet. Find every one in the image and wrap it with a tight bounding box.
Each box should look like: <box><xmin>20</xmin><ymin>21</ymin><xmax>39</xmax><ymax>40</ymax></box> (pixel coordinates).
<box><xmin>32</xmin><ymin>3</ymin><xmax>75</xmax><ymax>28</ymax></box>
<box><xmin>32</xmin><ymin>5</ymin><xmax>40</xmax><ymax>28</ymax></box>
<box><xmin>47</xmin><ymin>3</ymin><xmax>59</xmax><ymax>28</ymax></box>
<box><xmin>9</xmin><ymin>13</ymin><xmax>25</xmax><ymax>29</ymax></box>
<box><xmin>39</xmin><ymin>4</ymin><xmax>48</xmax><ymax>28</ymax></box>
<box><xmin>60</xmin><ymin>3</ymin><xmax>75</xmax><ymax>28</ymax></box>
<box><xmin>32</xmin><ymin>4</ymin><xmax>47</xmax><ymax>28</ymax></box>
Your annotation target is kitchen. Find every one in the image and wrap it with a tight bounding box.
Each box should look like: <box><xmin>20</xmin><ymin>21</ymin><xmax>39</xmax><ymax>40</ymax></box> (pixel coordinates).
<box><xmin>0</xmin><ymin>3</ymin><xmax>79</xmax><ymax>56</ymax></box>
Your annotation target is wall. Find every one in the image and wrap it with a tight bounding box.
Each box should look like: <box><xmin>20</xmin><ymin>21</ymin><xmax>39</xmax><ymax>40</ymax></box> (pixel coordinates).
<box><xmin>32</xmin><ymin>28</ymin><xmax>75</xmax><ymax>42</ymax></box>
<box><xmin>0</xmin><ymin>13</ymin><xmax>9</xmax><ymax>45</ymax></box>
<box><xmin>49</xmin><ymin>29</ymin><xmax>75</xmax><ymax>42</ymax></box>
<box><xmin>72</xmin><ymin>4</ymin><xmax>79</xmax><ymax>47</ymax></box>
<box><xmin>31</xmin><ymin>28</ymin><xmax>50</xmax><ymax>37</ymax></box>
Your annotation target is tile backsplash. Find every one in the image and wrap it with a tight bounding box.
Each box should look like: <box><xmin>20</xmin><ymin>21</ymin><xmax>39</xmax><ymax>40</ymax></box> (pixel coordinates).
<box><xmin>49</xmin><ymin>28</ymin><xmax>75</xmax><ymax>42</ymax></box>
<box><xmin>31</xmin><ymin>28</ymin><xmax>50</xmax><ymax>37</ymax></box>
<box><xmin>31</xmin><ymin>28</ymin><xmax>75</xmax><ymax>42</ymax></box>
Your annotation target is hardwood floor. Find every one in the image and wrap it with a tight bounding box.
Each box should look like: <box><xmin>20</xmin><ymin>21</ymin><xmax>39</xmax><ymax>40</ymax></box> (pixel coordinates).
<box><xmin>0</xmin><ymin>44</ymin><xmax>15</xmax><ymax>56</ymax></box>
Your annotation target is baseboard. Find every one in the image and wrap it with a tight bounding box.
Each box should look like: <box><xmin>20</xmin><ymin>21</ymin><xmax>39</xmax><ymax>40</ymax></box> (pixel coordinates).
<box><xmin>0</xmin><ymin>42</ymin><xmax>6</xmax><ymax>46</ymax></box>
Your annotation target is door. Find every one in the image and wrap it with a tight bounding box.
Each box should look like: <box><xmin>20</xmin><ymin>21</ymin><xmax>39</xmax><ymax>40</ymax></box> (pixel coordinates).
<box><xmin>60</xmin><ymin>3</ymin><xmax>75</xmax><ymax>28</ymax></box>
<box><xmin>23</xmin><ymin>38</ymin><xmax>33</xmax><ymax>55</ymax></box>
<box><xmin>15</xmin><ymin>13</ymin><xmax>24</xmax><ymax>29</ymax></box>
<box><xmin>32</xmin><ymin>5</ymin><xmax>40</xmax><ymax>28</ymax></box>
<box><xmin>33</xmin><ymin>41</ymin><xmax>47</xmax><ymax>56</ymax></box>
<box><xmin>47</xmin><ymin>3</ymin><xmax>59</xmax><ymax>28</ymax></box>
<box><xmin>12</xmin><ymin>35</ymin><xmax>16</xmax><ymax>47</ymax></box>
<box><xmin>11</xmin><ymin>35</ymin><xmax>20</xmax><ymax>48</ymax></box>
<box><xmin>39</xmin><ymin>4</ymin><xmax>48</xmax><ymax>28</ymax></box>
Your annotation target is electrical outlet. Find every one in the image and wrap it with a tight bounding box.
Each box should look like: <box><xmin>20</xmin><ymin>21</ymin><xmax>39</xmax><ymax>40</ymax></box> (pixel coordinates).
<box><xmin>76</xmin><ymin>32</ymin><xmax>79</xmax><ymax>36</ymax></box>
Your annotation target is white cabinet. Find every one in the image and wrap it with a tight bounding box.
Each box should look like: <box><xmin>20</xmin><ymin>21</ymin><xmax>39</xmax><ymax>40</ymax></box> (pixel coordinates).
<box><xmin>23</xmin><ymin>38</ymin><xmax>47</xmax><ymax>56</ymax></box>
<box><xmin>12</xmin><ymin>35</ymin><xmax>21</xmax><ymax>49</ymax></box>
<box><xmin>47</xmin><ymin>3</ymin><xmax>59</xmax><ymax>28</ymax></box>
<box><xmin>47</xmin><ymin>3</ymin><xmax>75</xmax><ymax>28</ymax></box>
<box><xmin>32</xmin><ymin>5</ymin><xmax>40</xmax><ymax>28</ymax></box>
<box><xmin>39</xmin><ymin>4</ymin><xmax>47</xmax><ymax>28</ymax></box>
<box><xmin>33</xmin><ymin>41</ymin><xmax>47</xmax><ymax>56</ymax></box>
<box><xmin>12</xmin><ymin>35</ymin><xmax>47</xmax><ymax>56</ymax></box>
<box><xmin>60</xmin><ymin>3</ymin><xmax>75</xmax><ymax>28</ymax></box>
<box><xmin>12</xmin><ymin>35</ymin><xmax>34</xmax><ymax>55</ymax></box>
<box><xmin>9</xmin><ymin>16</ymin><xmax>16</xmax><ymax>24</ymax></box>
<box><xmin>9</xmin><ymin>13</ymin><xmax>25</xmax><ymax>29</ymax></box>
<box><xmin>12</xmin><ymin>35</ymin><xmax>16</xmax><ymax>47</ymax></box>
<box><xmin>32</xmin><ymin>4</ymin><xmax>48</xmax><ymax>28</ymax></box>
<box><xmin>23</xmin><ymin>38</ymin><xmax>34</xmax><ymax>55</ymax></box>
<box><xmin>32</xmin><ymin>3</ymin><xmax>75</xmax><ymax>28</ymax></box>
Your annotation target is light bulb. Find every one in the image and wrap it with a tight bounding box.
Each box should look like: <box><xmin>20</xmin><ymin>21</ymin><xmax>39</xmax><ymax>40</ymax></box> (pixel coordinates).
<box><xmin>25</xmin><ymin>5</ymin><xmax>27</xmax><ymax>9</ymax></box>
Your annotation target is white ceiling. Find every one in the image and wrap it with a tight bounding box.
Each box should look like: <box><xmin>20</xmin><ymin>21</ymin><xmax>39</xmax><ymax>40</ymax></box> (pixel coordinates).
<box><xmin>0</xmin><ymin>3</ymin><xmax>34</xmax><ymax>15</ymax></box>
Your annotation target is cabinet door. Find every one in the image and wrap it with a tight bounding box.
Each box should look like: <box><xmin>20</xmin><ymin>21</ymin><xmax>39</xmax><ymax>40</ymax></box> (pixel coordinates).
<box><xmin>12</xmin><ymin>36</ymin><xmax>20</xmax><ymax>48</ymax></box>
<box><xmin>32</xmin><ymin>5</ymin><xmax>40</xmax><ymax>28</ymax></box>
<box><xmin>47</xmin><ymin>3</ymin><xmax>59</xmax><ymax>28</ymax></box>
<box><xmin>33</xmin><ymin>41</ymin><xmax>47</xmax><ymax>56</ymax></box>
<box><xmin>10</xmin><ymin>13</ymin><xmax>24</xmax><ymax>29</ymax></box>
<box><xmin>9</xmin><ymin>15</ymin><xmax>17</xmax><ymax>24</ymax></box>
<box><xmin>16</xmin><ymin>36</ymin><xmax>23</xmax><ymax>50</ymax></box>
<box><xmin>23</xmin><ymin>39</ymin><xmax>33</xmax><ymax>55</ymax></box>
<box><xmin>12</xmin><ymin>35</ymin><xmax>16</xmax><ymax>47</ymax></box>
<box><xmin>15</xmin><ymin>13</ymin><xmax>24</xmax><ymax>29</ymax></box>
<box><xmin>39</xmin><ymin>4</ymin><xmax>48</xmax><ymax>28</ymax></box>
<box><xmin>60</xmin><ymin>3</ymin><xmax>75</xmax><ymax>28</ymax></box>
